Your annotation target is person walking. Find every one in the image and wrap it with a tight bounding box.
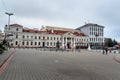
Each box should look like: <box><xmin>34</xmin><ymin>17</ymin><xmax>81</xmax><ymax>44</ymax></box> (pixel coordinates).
<box><xmin>103</xmin><ymin>47</ymin><xmax>105</xmax><ymax>55</ymax></box>
<box><xmin>105</xmin><ymin>47</ymin><xmax>108</xmax><ymax>55</ymax></box>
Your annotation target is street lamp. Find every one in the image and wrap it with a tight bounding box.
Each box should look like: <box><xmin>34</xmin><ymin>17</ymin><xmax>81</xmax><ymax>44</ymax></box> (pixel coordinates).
<box><xmin>2</xmin><ymin>12</ymin><xmax>13</xmax><ymax>45</ymax></box>
<box><xmin>5</xmin><ymin>12</ymin><xmax>13</xmax><ymax>30</ymax></box>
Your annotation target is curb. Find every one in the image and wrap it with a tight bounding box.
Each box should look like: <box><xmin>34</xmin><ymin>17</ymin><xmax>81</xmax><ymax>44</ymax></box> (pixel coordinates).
<box><xmin>0</xmin><ymin>49</ymin><xmax>16</xmax><ymax>76</ymax></box>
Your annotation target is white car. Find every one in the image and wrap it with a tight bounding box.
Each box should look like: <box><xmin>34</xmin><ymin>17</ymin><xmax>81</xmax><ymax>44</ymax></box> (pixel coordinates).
<box><xmin>111</xmin><ymin>50</ymin><xmax>119</xmax><ymax>53</ymax></box>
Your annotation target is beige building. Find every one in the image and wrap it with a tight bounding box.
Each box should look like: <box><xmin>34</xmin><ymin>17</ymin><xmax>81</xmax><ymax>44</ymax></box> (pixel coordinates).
<box><xmin>4</xmin><ymin>24</ymin><xmax>89</xmax><ymax>49</ymax></box>
<box><xmin>0</xmin><ymin>33</ymin><xmax>5</xmax><ymax>44</ymax></box>
<box><xmin>0</xmin><ymin>29</ymin><xmax>5</xmax><ymax>44</ymax></box>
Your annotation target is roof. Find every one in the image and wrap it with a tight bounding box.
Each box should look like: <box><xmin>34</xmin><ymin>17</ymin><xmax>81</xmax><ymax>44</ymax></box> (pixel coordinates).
<box><xmin>10</xmin><ymin>24</ymin><xmax>23</xmax><ymax>27</ymax></box>
<box><xmin>41</xmin><ymin>26</ymin><xmax>79</xmax><ymax>32</ymax></box>
<box><xmin>23</xmin><ymin>29</ymin><xmax>48</xmax><ymax>34</ymax></box>
<box><xmin>76</xmin><ymin>23</ymin><xmax>104</xmax><ymax>29</ymax></box>
<box><xmin>23</xmin><ymin>29</ymin><xmax>87</xmax><ymax>37</ymax></box>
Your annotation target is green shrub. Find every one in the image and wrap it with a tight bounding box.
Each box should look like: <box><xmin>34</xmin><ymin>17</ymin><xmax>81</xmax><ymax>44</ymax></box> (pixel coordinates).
<box><xmin>0</xmin><ymin>44</ymin><xmax>6</xmax><ymax>50</ymax></box>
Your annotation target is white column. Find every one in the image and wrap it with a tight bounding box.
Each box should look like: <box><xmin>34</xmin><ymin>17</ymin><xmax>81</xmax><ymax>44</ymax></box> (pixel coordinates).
<box><xmin>71</xmin><ymin>38</ymin><xmax>72</xmax><ymax>46</ymax></box>
<box><xmin>62</xmin><ymin>37</ymin><xmax>64</xmax><ymax>46</ymax></box>
<box><xmin>66</xmin><ymin>37</ymin><xmax>67</xmax><ymax>46</ymax></box>
<box><xmin>74</xmin><ymin>38</ymin><xmax>75</xmax><ymax>46</ymax></box>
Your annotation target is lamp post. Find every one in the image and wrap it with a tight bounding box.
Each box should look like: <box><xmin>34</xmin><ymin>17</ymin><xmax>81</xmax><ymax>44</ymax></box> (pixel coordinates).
<box><xmin>3</xmin><ymin>12</ymin><xmax>13</xmax><ymax>45</ymax></box>
<box><xmin>5</xmin><ymin>12</ymin><xmax>13</xmax><ymax>30</ymax></box>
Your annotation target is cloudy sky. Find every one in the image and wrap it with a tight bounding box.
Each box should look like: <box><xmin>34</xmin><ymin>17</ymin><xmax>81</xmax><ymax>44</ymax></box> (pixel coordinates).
<box><xmin>0</xmin><ymin>0</ymin><xmax>120</xmax><ymax>41</ymax></box>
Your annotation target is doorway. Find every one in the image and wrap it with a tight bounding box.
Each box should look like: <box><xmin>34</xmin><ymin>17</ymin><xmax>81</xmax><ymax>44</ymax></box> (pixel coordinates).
<box><xmin>67</xmin><ymin>43</ymin><xmax>70</xmax><ymax>49</ymax></box>
<box><xmin>42</xmin><ymin>42</ymin><xmax>45</xmax><ymax>47</ymax></box>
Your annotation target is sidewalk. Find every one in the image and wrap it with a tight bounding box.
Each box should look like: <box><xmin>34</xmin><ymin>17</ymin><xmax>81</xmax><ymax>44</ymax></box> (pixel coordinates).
<box><xmin>0</xmin><ymin>48</ymin><xmax>14</xmax><ymax>67</ymax></box>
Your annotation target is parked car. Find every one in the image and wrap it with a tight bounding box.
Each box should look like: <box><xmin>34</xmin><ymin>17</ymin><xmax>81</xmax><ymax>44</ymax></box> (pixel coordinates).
<box><xmin>108</xmin><ymin>47</ymin><xmax>117</xmax><ymax>50</ymax></box>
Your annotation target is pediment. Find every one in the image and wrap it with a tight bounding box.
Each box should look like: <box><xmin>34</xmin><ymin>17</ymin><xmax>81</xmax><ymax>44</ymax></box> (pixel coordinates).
<box><xmin>63</xmin><ymin>32</ymin><xmax>76</xmax><ymax>37</ymax></box>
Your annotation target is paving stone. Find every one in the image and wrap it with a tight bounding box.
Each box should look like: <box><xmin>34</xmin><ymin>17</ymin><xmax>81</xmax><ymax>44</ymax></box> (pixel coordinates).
<box><xmin>0</xmin><ymin>48</ymin><xmax>120</xmax><ymax>80</ymax></box>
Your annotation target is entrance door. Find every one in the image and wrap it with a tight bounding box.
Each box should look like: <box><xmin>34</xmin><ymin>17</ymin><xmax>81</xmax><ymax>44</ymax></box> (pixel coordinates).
<box><xmin>42</xmin><ymin>42</ymin><xmax>45</xmax><ymax>47</ymax></box>
<box><xmin>67</xmin><ymin>43</ymin><xmax>70</xmax><ymax>49</ymax></box>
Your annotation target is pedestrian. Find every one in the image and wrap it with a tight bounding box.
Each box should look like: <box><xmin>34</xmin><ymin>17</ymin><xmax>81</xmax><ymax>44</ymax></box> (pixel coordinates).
<box><xmin>110</xmin><ymin>48</ymin><xmax>111</xmax><ymax>53</ymax></box>
<box><xmin>105</xmin><ymin>47</ymin><xmax>108</xmax><ymax>55</ymax></box>
<box><xmin>102</xmin><ymin>47</ymin><xmax>105</xmax><ymax>55</ymax></box>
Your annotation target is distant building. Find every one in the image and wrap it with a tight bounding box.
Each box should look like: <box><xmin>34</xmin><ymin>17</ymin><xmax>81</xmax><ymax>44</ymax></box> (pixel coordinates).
<box><xmin>0</xmin><ymin>29</ymin><xmax>5</xmax><ymax>43</ymax></box>
<box><xmin>76</xmin><ymin>23</ymin><xmax>104</xmax><ymax>49</ymax></box>
<box><xmin>4</xmin><ymin>24</ymin><xmax>89</xmax><ymax>48</ymax></box>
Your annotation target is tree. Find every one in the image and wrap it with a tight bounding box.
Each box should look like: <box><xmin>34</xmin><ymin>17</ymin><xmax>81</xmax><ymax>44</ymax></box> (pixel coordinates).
<box><xmin>104</xmin><ymin>38</ymin><xmax>118</xmax><ymax>47</ymax></box>
<box><xmin>113</xmin><ymin>39</ymin><xmax>118</xmax><ymax>46</ymax></box>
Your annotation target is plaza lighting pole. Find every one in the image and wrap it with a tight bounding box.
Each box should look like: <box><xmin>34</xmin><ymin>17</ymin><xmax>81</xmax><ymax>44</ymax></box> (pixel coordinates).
<box><xmin>3</xmin><ymin>12</ymin><xmax>13</xmax><ymax>45</ymax></box>
<box><xmin>5</xmin><ymin>12</ymin><xmax>13</xmax><ymax>30</ymax></box>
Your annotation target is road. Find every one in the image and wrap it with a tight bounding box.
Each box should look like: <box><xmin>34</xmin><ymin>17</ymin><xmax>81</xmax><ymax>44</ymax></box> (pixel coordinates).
<box><xmin>0</xmin><ymin>48</ymin><xmax>120</xmax><ymax>80</ymax></box>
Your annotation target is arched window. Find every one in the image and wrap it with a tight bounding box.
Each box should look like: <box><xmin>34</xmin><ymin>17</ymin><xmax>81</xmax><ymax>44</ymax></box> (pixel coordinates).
<box><xmin>35</xmin><ymin>42</ymin><xmax>37</xmax><ymax>45</ymax></box>
<box><xmin>16</xmin><ymin>28</ymin><xmax>19</xmax><ymax>31</ymax></box>
<box><xmin>16</xmin><ymin>35</ymin><xmax>18</xmax><ymax>38</ymax></box>
<box><xmin>43</xmin><ymin>36</ymin><xmax>45</xmax><ymax>40</ymax></box>
<box><xmin>26</xmin><ymin>42</ymin><xmax>29</xmax><ymax>45</ymax></box>
<box><xmin>54</xmin><ymin>37</ymin><xmax>55</xmax><ymax>40</ymax></box>
<box><xmin>23</xmin><ymin>35</ymin><xmax>25</xmax><ymax>39</ymax></box>
<box><xmin>27</xmin><ymin>36</ymin><xmax>29</xmax><ymax>38</ymax></box>
<box><xmin>47</xmin><ymin>42</ymin><xmax>49</xmax><ymax>46</ymax></box>
<box><xmin>47</xmin><ymin>37</ymin><xmax>49</xmax><ymax>40</ymax></box>
<box><xmin>39</xmin><ymin>42</ymin><xmax>40</xmax><ymax>45</ymax></box>
<box><xmin>22</xmin><ymin>42</ymin><xmax>24</xmax><ymax>45</ymax></box>
<box><xmin>31</xmin><ymin>42</ymin><xmax>33</xmax><ymax>45</ymax></box>
<box><xmin>50</xmin><ymin>42</ymin><xmax>52</xmax><ymax>46</ymax></box>
<box><xmin>15</xmin><ymin>41</ymin><xmax>18</xmax><ymax>45</ymax></box>
<box><xmin>35</xmin><ymin>36</ymin><xmax>37</xmax><ymax>39</ymax></box>
<box><xmin>39</xmin><ymin>36</ymin><xmax>41</xmax><ymax>39</ymax></box>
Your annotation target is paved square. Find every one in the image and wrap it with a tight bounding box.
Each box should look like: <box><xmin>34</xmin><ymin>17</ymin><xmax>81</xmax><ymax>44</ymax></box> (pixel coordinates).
<box><xmin>0</xmin><ymin>48</ymin><xmax>120</xmax><ymax>80</ymax></box>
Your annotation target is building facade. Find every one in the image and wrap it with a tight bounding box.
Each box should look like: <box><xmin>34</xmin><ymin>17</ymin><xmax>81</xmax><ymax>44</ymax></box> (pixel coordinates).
<box><xmin>4</xmin><ymin>24</ymin><xmax>89</xmax><ymax>49</ymax></box>
<box><xmin>76</xmin><ymin>23</ymin><xmax>104</xmax><ymax>49</ymax></box>
<box><xmin>0</xmin><ymin>30</ymin><xmax>5</xmax><ymax>44</ymax></box>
